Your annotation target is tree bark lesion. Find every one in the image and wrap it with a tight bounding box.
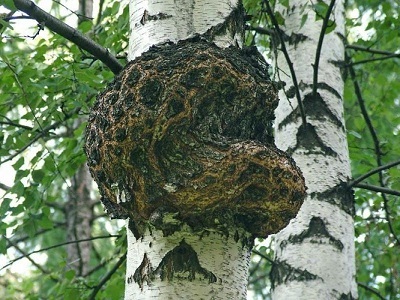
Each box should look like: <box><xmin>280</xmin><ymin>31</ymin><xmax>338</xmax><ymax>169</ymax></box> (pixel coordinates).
<box><xmin>85</xmin><ymin>38</ymin><xmax>306</xmax><ymax>238</ymax></box>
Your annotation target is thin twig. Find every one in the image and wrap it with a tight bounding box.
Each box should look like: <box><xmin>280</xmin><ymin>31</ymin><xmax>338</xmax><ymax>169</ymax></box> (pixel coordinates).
<box><xmin>12</xmin><ymin>0</ymin><xmax>123</xmax><ymax>74</ymax></box>
<box><xmin>1</xmin><ymin>235</ymin><xmax>121</xmax><ymax>271</ymax></box>
<box><xmin>248</xmin><ymin>25</ymin><xmax>274</xmax><ymax>35</ymax></box>
<box><xmin>4</xmin><ymin>236</ymin><xmax>53</xmax><ymax>277</ymax></box>
<box><xmin>88</xmin><ymin>252</ymin><xmax>126</xmax><ymax>300</ymax></box>
<box><xmin>96</xmin><ymin>0</ymin><xmax>105</xmax><ymax>26</ymax></box>
<box><xmin>357</xmin><ymin>282</ymin><xmax>385</xmax><ymax>300</ymax></box>
<box><xmin>0</xmin><ymin>182</ymin><xmax>11</xmax><ymax>191</ymax></box>
<box><xmin>346</xmin><ymin>44</ymin><xmax>399</xmax><ymax>56</ymax></box>
<box><xmin>263</xmin><ymin>0</ymin><xmax>307</xmax><ymax>127</ymax></box>
<box><xmin>354</xmin><ymin>183</ymin><xmax>400</xmax><ymax>197</ymax></box>
<box><xmin>347</xmin><ymin>53</ymin><xmax>400</xmax><ymax>246</ymax></box>
<box><xmin>348</xmin><ymin>54</ymin><xmax>400</xmax><ymax>66</ymax></box>
<box><xmin>312</xmin><ymin>0</ymin><xmax>336</xmax><ymax>98</ymax></box>
<box><xmin>0</xmin><ymin>120</ymin><xmax>33</xmax><ymax>130</ymax></box>
<box><xmin>350</xmin><ymin>159</ymin><xmax>400</xmax><ymax>187</ymax></box>
<box><xmin>251</xmin><ymin>249</ymin><xmax>275</xmax><ymax>264</ymax></box>
<box><xmin>0</xmin><ymin>106</ymin><xmax>80</xmax><ymax>165</ymax></box>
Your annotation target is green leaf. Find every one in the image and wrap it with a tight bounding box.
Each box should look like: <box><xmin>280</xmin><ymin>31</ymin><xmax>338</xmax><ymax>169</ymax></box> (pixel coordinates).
<box><xmin>300</xmin><ymin>13</ymin><xmax>308</xmax><ymax>30</ymax></box>
<box><xmin>313</xmin><ymin>2</ymin><xmax>328</xmax><ymax>20</ymax></box>
<box><xmin>274</xmin><ymin>11</ymin><xmax>285</xmax><ymax>26</ymax></box>
<box><xmin>0</xmin><ymin>237</ymin><xmax>6</xmax><ymax>254</ymax></box>
<box><xmin>0</xmin><ymin>198</ymin><xmax>12</xmax><ymax>216</ymax></box>
<box><xmin>278</xmin><ymin>0</ymin><xmax>289</xmax><ymax>9</ymax></box>
<box><xmin>325</xmin><ymin>20</ymin><xmax>337</xmax><ymax>34</ymax></box>
<box><xmin>65</xmin><ymin>269</ymin><xmax>76</xmax><ymax>281</ymax></box>
<box><xmin>2</xmin><ymin>0</ymin><xmax>17</xmax><ymax>10</ymax></box>
<box><xmin>32</xmin><ymin>169</ymin><xmax>45</xmax><ymax>183</ymax></box>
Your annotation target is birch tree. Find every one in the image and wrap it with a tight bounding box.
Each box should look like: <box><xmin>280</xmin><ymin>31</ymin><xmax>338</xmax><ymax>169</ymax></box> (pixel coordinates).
<box><xmin>1</xmin><ymin>0</ymin><xmax>399</xmax><ymax>299</ymax></box>
<box><xmin>267</xmin><ymin>0</ymin><xmax>358</xmax><ymax>298</ymax></box>
<box><xmin>83</xmin><ymin>0</ymin><xmax>305</xmax><ymax>298</ymax></box>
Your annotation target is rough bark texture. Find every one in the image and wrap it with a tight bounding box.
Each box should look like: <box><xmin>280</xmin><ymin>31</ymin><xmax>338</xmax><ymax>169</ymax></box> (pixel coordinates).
<box><xmin>125</xmin><ymin>226</ymin><xmax>252</xmax><ymax>299</ymax></box>
<box><xmin>85</xmin><ymin>38</ymin><xmax>306</xmax><ymax>238</ymax></box>
<box><xmin>271</xmin><ymin>0</ymin><xmax>358</xmax><ymax>299</ymax></box>
<box><xmin>66</xmin><ymin>164</ymin><xmax>94</xmax><ymax>276</ymax></box>
<box><xmin>129</xmin><ymin>0</ymin><xmax>245</xmax><ymax>59</ymax></box>
<box><xmin>84</xmin><ymin>0</ymin><xmax>307</xmax><ymax>298</ymax></box>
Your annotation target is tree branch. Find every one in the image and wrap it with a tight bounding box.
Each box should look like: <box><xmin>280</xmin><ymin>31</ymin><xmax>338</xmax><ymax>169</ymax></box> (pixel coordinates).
<box><xmin>0</xmin><ymin>182</ymin><xmax>11</xmax><ymax>191</ymax></box>
<box><xmin>1</xmin><ymin>234</ymin><xmax>121</xmax><ymax>271</ymax></box>
<box><xmin>12</xmin><ymin>0</ymin><xmax>123</xmax><ymax>74</ymax></box>
<box><xmin>347</xmin><ymin>53</ymin><xmax>400</xmax><ymax>246</ymax></box>
<box><xmin>358</xmin><ymin>282</ymin><xmax>385</xmax><ymax>300</ymax></box>
<box><xmin>312</xmin><ymin>0</ymin><xmax>335</xmax><ymax>99</ymax></box>
<box><xmin>0</xmin><ymin>106</ymin><xmax>81</xmax><ymax>165</ymax></box>
<box><xmin>346</xmin><ymin>44</ymin><xmax>400</xmax><ymax>56</ymax></box>
<box><xmin>251</xmin><ymin>248</ymin><xmax>274</xmax><ymax>264</ymax></box>
<box><xmin>4</xmin><ymin>235</ymin><xmax>54</xmax><ymax>278</ymax></box>
<box><xmin>353</xmin><ymin>183</ymin><xmax>400</xmax><ymax>197</ymax></box>
<box><xmin>88</xmin><ymin>252</ymin><xmax>126</xmax><ymax>300</ymax></box>
<box><xmin>263</xmin><ymin>0</ymin><xmax>307</xmax><ymax>127</ymax></box>
<box><xmin>349</xmin><ymin>159</ymin><xmax>400</xmax><ymax>187</ymax></box>
<box><xmin>247</xmin><ymin>25</ymin><xmax>274</xmax><ymax>36</ymax></box>
<box><xmin>348</xmin><ymin>54</ymin><xmax>400</xmax><ymax>66</ymax></box>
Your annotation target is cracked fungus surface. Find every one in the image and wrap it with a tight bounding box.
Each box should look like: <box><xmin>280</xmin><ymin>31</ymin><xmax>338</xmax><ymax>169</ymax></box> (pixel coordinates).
<box><xmin>84</xmin><ymin>39</ymin><xmax>306</xmax><ymax>237</ymax></box>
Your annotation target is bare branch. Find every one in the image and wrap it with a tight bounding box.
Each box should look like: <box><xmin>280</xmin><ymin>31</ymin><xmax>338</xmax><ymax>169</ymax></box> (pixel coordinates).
<box><xmin>358</xmin><ymin>282</ymin><xmax>385</xmax><ymax>300</ymax></box>
<box><xmin>0</xmin><ymin>182</ymin><xmax>11</xmax><ymax>191</ymax></box>
<box><xmin>263</xmin><ymin>0</ymin><xmax>307</xmax><ymax>127</ymax></box>
<box><xmin>347</xmin><ymin>53</ymin><xmax>400</xmax><ymax>246</ymax></box>
<box><xmin>247</xmin><ymin>25</ymin><xmax>274</xmax><ymax>36</ymax></box>
<box><xmin>4</xmin><ymin>236</ymin><xmax>53</xmax><ymax>277</ymax></box>
<box><xmin>346</xmin><ymin>44</ymin><xmax>400</xmax><ymax>56</ymax></box>
<box><xmin>88</xmin><ymin>252</ymin><xmax>126</xmax><ymax>300</ymax></box>
<box><xmin>312</xmin><ymin>0</ymin><xmax>336</xmax><ymax>98</ymax></box>
<box><xmin>354</xmin><ymin>183</ymin><xmax>400</xmax><ymax>197</ymax></box>
<box><xmin>349</xmin><ymin>159</ymin><xmax>400</xmax><ymax>187</ymax></box>
<box><xmin>12</xmin><ymin>0</ymin><xmax>123</xmax><ymax>74</ymax></box>
<box><xmin>348</xmin><ymin>54</ymin><xmax>400</xmax><ymax>66</ymax></box>
<box><xmin>1</xmin><ymin>234</ymin><xmax>121</xmax><ymax>271</ymax></box>
<box><xmin>251</xmin><ymin>249</ymin><xmax>275</xmax><ymax>264</ymax></box>
<box><xmin>0</xmin><ymin>106</ymin><xmax>80</xmax><ymax>166</ymax></box>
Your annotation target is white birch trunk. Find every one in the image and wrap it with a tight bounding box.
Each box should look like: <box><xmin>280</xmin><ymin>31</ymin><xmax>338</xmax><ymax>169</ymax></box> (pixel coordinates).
<box><xmin>128</xmin><ymin>0</ymin><xmax>242</xmax><ymax>60</ymax></box>
<box><xmin>125</xmin><ymin>0</ymin><xmax>250</xmax><ymax>298</ymax></box>
<box><xmin>271</xmin><ymin>0</ymin><xmax>358</xmax><ymax>299</ymax></box>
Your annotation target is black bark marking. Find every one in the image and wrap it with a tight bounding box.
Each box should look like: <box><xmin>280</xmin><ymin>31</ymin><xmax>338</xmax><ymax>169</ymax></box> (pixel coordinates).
<box><xmin>140</xmin><ymin>10</ymin><xmax>172</xmax><ymax>25</ymax></box>
<box><xmin>155</xmin><ymin>240</ymin><xmax>218</xmax><ymax>283</ymax></box>
<box><xmin>287</xmin><ymin>122</ymin><xmax>336</xmax><ymax>156</ymax></box>
<box><xmin>128</xmin><ymin>219</ymin><xmax>141</xmax><ymax>240</ymax></box>
<box><xmin>202</xmin><ymin>3</ymin><xmax>245</xmax><ymax>44</ymax></box>
<box><xmin>339</xmin><ymin>292</ymin><xmax>357</xmax><ymax>300</ymax></box>
<box><xmin>280</xmin><ymin>89</ymin><xmax>344</xmax><ymax>130</ymax></box>
<box><xmin>270</xmin><ymin>259</ymin><xmax>319</xmax><ymax>289</ymax></box>
<box><xmin>280</xmin><ymin>216</ymin><xmax>344</xmax><ymax>251</ymax></box>
<box><xmin>310</xmin><ymin>182</ymin><xmax>355</xmax><ymax>216</ymax></box>
<box><xmin>131</xmin><ymin>253</ymin><xmax>155</xmax><ymax>289</ymax></box>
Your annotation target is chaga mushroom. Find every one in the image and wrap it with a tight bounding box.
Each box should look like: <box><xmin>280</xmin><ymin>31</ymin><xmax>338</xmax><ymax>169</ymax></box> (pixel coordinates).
<box><xmin>84</xmin><ymin>38</ymin><xmax>306</xmax><ymax>238</ymax></box>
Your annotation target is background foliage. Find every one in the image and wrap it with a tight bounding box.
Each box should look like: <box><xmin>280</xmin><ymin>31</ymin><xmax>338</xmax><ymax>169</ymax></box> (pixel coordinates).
<box><xmin>0</xmin><ymin>0</ymin><xmax>398</xmax><ymax>299</ymax></box>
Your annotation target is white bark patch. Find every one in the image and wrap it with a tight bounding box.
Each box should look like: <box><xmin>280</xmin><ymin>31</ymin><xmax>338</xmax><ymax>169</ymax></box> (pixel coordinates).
<box><xmin>273</xmin><ymin>199</ymin><xmax>356</xmax><ymax>299</ymax></box>
<box><xmin>129</xmin><ymin>0</ymin><xmax>241</xmax><ymax>59</ymax></box>
<box><xmin>272</xmin><ymin>0</ymin><xmax>358</xmax><ymax>298</ymax></box>
<box><xmin>125</xmin><ymin>222</ymin><xmax>251</xmax><ymax>299</ymax></box>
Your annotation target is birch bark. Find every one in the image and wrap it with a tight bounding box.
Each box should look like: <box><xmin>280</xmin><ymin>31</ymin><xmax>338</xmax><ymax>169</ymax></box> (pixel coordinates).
<box><xmin>125</xmin><ymin>0</ymin><xmax>250</xmax><ymax>298</ymax></box>
<box><xmin>271</xmin><ymin>1</ymin><xmax>358</xmax><ymax>299</ymax></box>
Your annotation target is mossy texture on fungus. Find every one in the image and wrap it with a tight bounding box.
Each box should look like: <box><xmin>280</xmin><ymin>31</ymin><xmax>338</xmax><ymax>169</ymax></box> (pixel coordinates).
<box><xmin>84</xmin><ymin>39</ymin><xmax>306</xmax><ymax>237</ymax></box>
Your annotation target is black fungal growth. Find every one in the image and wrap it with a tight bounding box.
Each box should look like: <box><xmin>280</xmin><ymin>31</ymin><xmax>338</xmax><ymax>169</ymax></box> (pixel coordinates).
<box><xmin>84</xmin><ymin>38</ymin><xmax>306</xmax><ymax>238</ymax></box>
